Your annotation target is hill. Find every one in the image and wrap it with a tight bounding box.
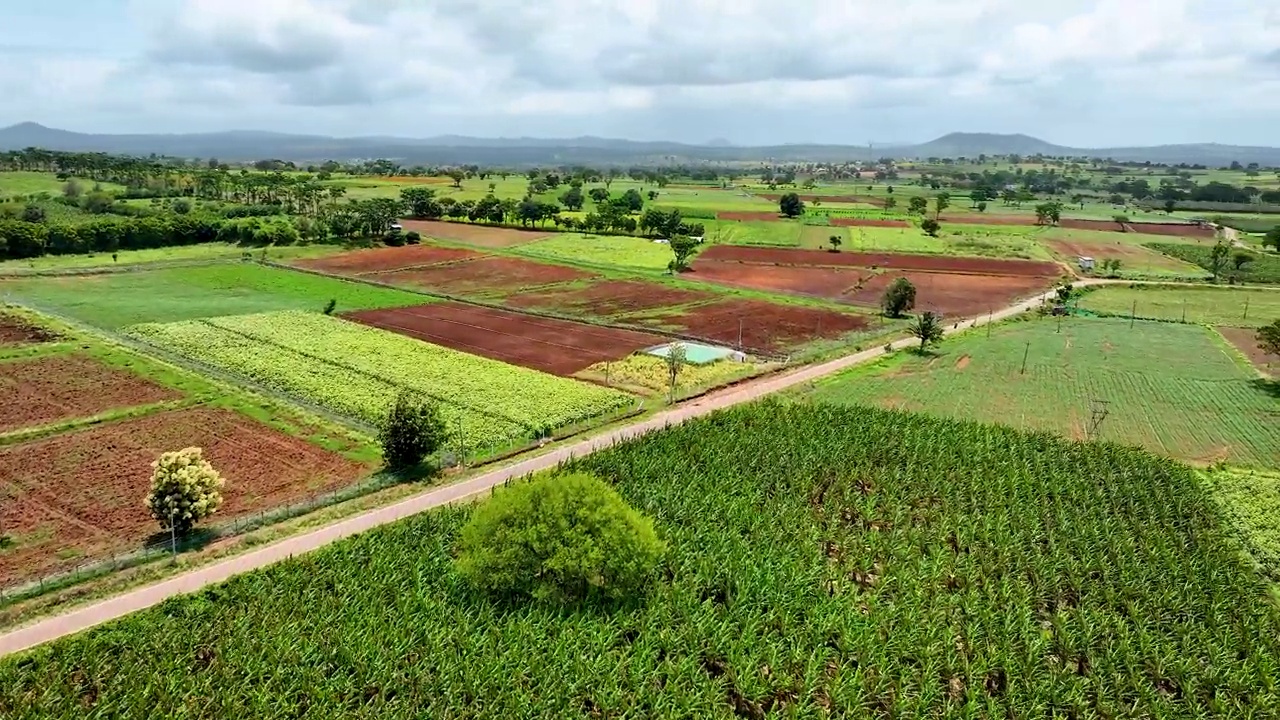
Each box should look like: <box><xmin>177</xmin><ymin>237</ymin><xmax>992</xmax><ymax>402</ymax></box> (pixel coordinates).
<box><xmin>4</xmin><ymin>122</ymin><xmax>1280</xmax><ymax>166</ymax></box>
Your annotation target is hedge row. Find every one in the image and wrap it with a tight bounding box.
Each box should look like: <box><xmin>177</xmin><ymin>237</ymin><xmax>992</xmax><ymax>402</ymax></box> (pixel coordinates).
<box><xmin>0</xmin><ymin>214</ymin><xmax>299</xmax><ymax>260</ymax></box>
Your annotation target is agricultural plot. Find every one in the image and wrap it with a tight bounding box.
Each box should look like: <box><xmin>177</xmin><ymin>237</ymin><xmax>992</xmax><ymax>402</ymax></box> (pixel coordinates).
<box><xmin>658</xmin><ymin>299</ymin><xmax>871</xmax><ymax>353</ymax></box>
<box><xmin>0</xmin><ymin>407</ymin><xmax>368</xmax><ymax>587</ymax></box>
<box><xmin>695</xmin><ymin>245</ymin><xmax>1062</xmax><ymax>277</ymax></box>
<box><xmin>3</xmin><ymin>264</ymin><xmax>425</xmax><ymax>328</ymax></box>
<box><xmin>374</xmin><ymin>256</ymin><xmax>596</xmax><ymax>300</ymax></box>
<box><xmin>398</xmin><ymin>220</ymin><xmax>552</xmax><ymax>248</ymax></box>
<box><xmin>128</xmin><ymin>311</ymin><xmax>633</xmax><ymax>449</ymax></box>
<box><xmin>575</xmin><ymin>354</ymin><xmax>756</xmax><ymax>395</ymax></box>
<box><xmin>800</xmin><ymin>316</ymin><xmax>1279</xmax><ymax>468</ymax></box>
<box><xmin>845</xmin><ymin>272</ymin><xmax>1052</xmax><ymax>318</ymax></box>
<box><xmin>506</xmin><ymin>279</ymin><xmax>714</xmax><ymax>318</ymax></box>
<box><xmin>1044</xmin><ymin>236</ymin><xmax>1209</xmax><ymax>280</ymax></box>
<box><xmin>513</xmin><ymin>233</ymin><xmax>678</xmax><ymax>272</ymax></box>
<box><xmin>687</xmin><ymin>262</ymin><xmax>871</xmax><ymax>301</ymax></box>
<box><xmin>0</xmin><ymin>354</ymin><xmax>181</xmax><ymax>433</ymax></box>
<box><xmin>6</xmin><ymin>402</ymin><xmax>1278</xmax><ymax>717</ymax></box>
<box><xmin>703</xmin><ymin>219</ymin><xmax>802</xmax><ymax>246</ymax></box>
<box><xmin>1218</xmin><ymin>327</ymin><xmax>1279</xmax><ymax>375</ymax></box>
<box><xmin>293</xmin><ymin>244</ymin><xmax>480</xmax><ymax>275</ymax></box>
<box><xmin>1148</xmin><ymin>243</ymin><xmax>1280</xmax><ymax>283</ymax></box>
<box><xmin>0</xmin><ymin>243</ymin><xmax>344</xmax><ymax>275</ymax></box>
<box><xmin>345</xmin><ymin>302</ymin><xmax>665</xmax><ymax>376</ymax></box>
<box><xmin>0</xmin><ymin>312</ymin><xmax>58</xmax><ymax>345</ymax></box>
<box><xmin>1079</xmin><ymin>285</ymin><xmax>1280</xmax><ymax>328</ymax></box>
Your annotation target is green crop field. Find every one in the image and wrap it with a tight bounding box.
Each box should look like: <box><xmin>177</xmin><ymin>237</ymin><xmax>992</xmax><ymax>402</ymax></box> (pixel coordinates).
<box><xmin>1079</xmin><ymin>285</ymin><xmax>1280</xmax><ymax>328</ymax></box>
<box><xmin>0</xmin><ymin>171</ymin><xmax>127</xmax><ymax>198</ymax></box>
<box><xmin>128</xmin><ymin>311</ymin><xmax>632</xmax><ymax>450</ymax></box>
<box><xmin>704</xmin><ymin>219</ymin><xmax>802</xmax><ymax>246</ymax></box>
<box><xmin>1148</xmin><ymin>243</ymin><xmax>1280</xmax><ymax>283</ymax></box>
<box><xmin>514</xmin><ymin>232</ymin><xmax>678</xmax><ymax>272</ymax></box>
<box><xmin>2</xmin><ymin>264</ymin><xmax>424</xmax><ymax>328</ymax></box>
<box><xmin>797</xmin><ymin>316</ymin><xmax>1279</xmax><ymax>469</ymax></box>
<box><xmin>0</xmin><ymin>243</ymin><xmax>341</xmax><ymax>274</ymax></box>
<box><xmin>4</xmin><ymin>401</ymin><xmax>1278</xmax><ymax>717</ymax></box>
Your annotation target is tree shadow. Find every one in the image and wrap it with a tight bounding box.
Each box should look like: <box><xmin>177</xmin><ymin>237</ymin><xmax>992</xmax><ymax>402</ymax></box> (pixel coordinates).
<box><xmin>1250</xmin><ymin>378</ymin><xmax>1280</xmax><ymax>399</ymax></box>
<box><xmin>141</xmin><ymin>526</ymin><xmax>219</xmax><ymax>553</ymax></box>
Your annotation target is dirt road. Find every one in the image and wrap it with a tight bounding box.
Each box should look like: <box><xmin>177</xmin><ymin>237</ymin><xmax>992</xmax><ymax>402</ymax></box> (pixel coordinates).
<box><xmin>0</xmin><ymin>282</ymin><xmax>1092</xmax><ymax>658</ymax></box>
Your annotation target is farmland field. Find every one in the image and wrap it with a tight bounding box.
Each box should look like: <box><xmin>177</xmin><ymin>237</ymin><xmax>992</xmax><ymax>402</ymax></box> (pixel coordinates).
<box><xmin>514</xmin><ymin>233</ymin><xmax>679</xmax><ymax>272</ymax></box>
<box><xmin>695</xmin><ymin>245</ymin><xmax>1063</xmax><ymax>277</ymax></box>
<box><xmin>844</xmin><ymin>272</ymin><xmax>1053</xmax><ymax>317</ymax></box>
<box><xmin>0</xmin><ymin>407</ymin><xmax>369</xmax><ymax>586</ymax></box>
<box><xmin>2</xmin><ymin>264</ymin><xmax>425</xmax><ymax>328</ymax></box>
<box><xmin>1079</xmin><ymin>285</ymin><xmax>1280</xmax><ymax>327</ymax></box>
<box><xmin>398</xmin><ymin>219</ymin><xmax>552</xmax><ymax>247</ymax></box>
<box><xmin>128</xmin><ymin>311</ymin><xmax>633</xmax><ymax>449</ymax></box>
<box><xmin>372</xmin><ymin>256</ymin><xmax>596</xmax><ymax>300</ymax></box>
<box><xmin>1147</xmin><ymin>244</ymin><xmax>1280</xmax><ymax>283</ymax></box>
<box><xmin>293</xmin><ymin>244</ymin><xmax>481</xmax><ymax>275</ymax></box>
<box><xmin>4</xmin><ymin>402</ymin><xmax>1278</xmax><ymax>717</ymax></box>
<box><xmin>0</xmin><ymin>243</ymin><xmax>343</xmax><ymax>275</ymax></box>
<box><xmin>0</xmin><ymin>354</ymin><xmax>181</xmax><ymax>433</ymax></box>
<box><xmin>1218</xmin><ymin>326</ymin><xmax>1279</xmax><ymax>374</ymax></box>
<box><xmin>0</xmin><ymin>312</ymin><xmax>58</xmax><ymax>346</ymax></box>
<box><xmin>345</xmin><ymin>302</ymin><xmax>665</xmax><ymax>375</ymax></box>
<box><xmin>798</xmin><ymin>316</ymin><xmax>1279</xmax><ymax>468</ymax></box>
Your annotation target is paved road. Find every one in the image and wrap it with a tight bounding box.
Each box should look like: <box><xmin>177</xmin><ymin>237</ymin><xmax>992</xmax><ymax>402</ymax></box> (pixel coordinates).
<box><xmin>0</xmin><ymin>283</ymin><xmax>1088</xmax><ymax>658</ymax></box>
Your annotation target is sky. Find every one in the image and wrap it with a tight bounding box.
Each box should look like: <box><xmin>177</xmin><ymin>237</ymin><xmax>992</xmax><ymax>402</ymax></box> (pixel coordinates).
<box><xmin>1</xmin><ymin>0</ymin><xmax>1278</xmax><ymax>147</ymax></box>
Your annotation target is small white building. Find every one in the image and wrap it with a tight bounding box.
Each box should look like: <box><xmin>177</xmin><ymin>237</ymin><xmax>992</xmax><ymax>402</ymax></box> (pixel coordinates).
<box><xmin>1078</xmin><ymin>256</ymin><xmax>1095</xmax><ymax>272</ymax></box>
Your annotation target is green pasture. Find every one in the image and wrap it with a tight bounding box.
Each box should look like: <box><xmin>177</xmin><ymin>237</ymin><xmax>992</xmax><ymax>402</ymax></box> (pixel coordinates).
<box><xmin>1078</xmin><ymin>285</ymin><xmax>1280</xmax><ymax>328</ymax></box>
<box><xmin>2</xmin><ymin>264</ymin><xmax>424</xmax><ymax>328</ymax></box>
<box><xmin>0</xmin><ymin>243</ymin><xmax>342</xmax><ymax>275</ymax></box>
<box><xmin>795</xmin><ymin>315</ymin><xmax>1279</xmax><ymax>470</ymax></box>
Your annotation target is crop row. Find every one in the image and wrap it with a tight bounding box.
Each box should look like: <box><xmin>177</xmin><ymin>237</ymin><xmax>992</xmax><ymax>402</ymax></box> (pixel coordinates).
<box><xmin>3</xmin><ymin>401</ymin><xmax>1276</xmax><ymax>717</ymax></box>
<box><xmin>129</xmin><ymin>311</ymin><xmax>632</xmax><ymax>447</ymax></box>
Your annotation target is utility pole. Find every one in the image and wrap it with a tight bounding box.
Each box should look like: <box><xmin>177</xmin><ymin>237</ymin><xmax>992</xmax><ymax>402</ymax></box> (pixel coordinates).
<box><xmin>1087</xmin><ymin>399</ymin><xmax>1111</xmax><ymax>440</ymax></box>
<box><xmin>1130</xmin><ymin>299</ymin><xmax>1136</xmax><ymax>329</ymax></box>
<box><xmin>1243</xmin><ymin>296</ymin><xmax>1250</xmax><ymax>320</ymax></box>
<box><xmin>1020</xmin><ymin>342</ymin><xmax>1031</xmax><ymax>375</ymax></box>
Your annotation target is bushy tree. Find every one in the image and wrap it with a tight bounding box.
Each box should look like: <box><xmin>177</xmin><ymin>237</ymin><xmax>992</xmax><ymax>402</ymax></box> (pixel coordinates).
<box><xmin>778</xmin><ymin>192</ymin><xmax>805</xmax><ymax>218</ymax></box>
<box><xmin>379</xmin><ymin>391</ymin><xmax>448</xmax><ymax>469</ymax></box>
<box><xmin>908</xmin><ymin>196</ymin><xmax>929</xmax><ymax>215</ymax></box>
<box><xmin>921</xmin><ymin>218</ymin><xmax>941</xmax><ymax>237</ymax></box>
<box><xmin>144</xmin><ymin>448</ymin><xmax>225</xmax><ymax>536</ymax></box>
<box><xmin>909</xmin><ymin>311</ymin><xmax>945</xmax><ymax>352</ymax></box>
<box><xmin>1209</xmin><ymin>240</ymin><xmax>1231</xmax><ymax>281</ymax></box>
<box><xmin>668</xmin><ymin>234</ymin><xmax>699</xmax><ymax>272</ymax></box>
<box><xmin>559</xmin><ymin>186</ymin><xmax>585</xmax><ymax>211</ymax></box>
<box><xmin>881</xmin><ymin>277</ymin><xmax>916</xmax><ymax>318</ymax></box>
<box><xmin>1263</xmin><ymin>226</ymin><xmax>1280</xmax><ymax>252</ymax></box>
<box><xmin>1257</xmin><ymin>319</ymin><xmax>1280</xmax><ymax>358</ymax></box>
<box><xmin>455</xmin><ymin>472</ymin><xmax>665</xmax><ymax>603</ymax></box>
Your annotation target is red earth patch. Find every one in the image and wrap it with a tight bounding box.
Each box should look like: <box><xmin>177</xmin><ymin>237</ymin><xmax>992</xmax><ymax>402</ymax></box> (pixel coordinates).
<box><xmin>844</xmin><ymin>272</ymin><xmax>1053</xmax><ymax>318</ymax></box>
<box><xmin>293</xmin><ymin>244</ymin><xmax>482</xmax><ymax>275</ymax></box>
<box><xmin>0</xmin><ymin>354</ymin><xmax>182</xmax><ymax>434</ymax></box>
<box><xmin>696</xmin><ymin>245</ymin><xmax>1062</xmax><ymax>277</ymax></box>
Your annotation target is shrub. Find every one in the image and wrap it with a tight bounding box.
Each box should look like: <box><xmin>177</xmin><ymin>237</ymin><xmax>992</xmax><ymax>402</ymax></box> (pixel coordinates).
<box><xmin>405</xmin><ymin>230</ymin><xmax>421</xmax><ymax>244</ymax></box>
<box><xmin>143</xmin><ymin>448</ymin><xmax>225</xmax><ymax>536</ymax></box>
<box><xmin>379</xmin><ymin>390</ymin><xmax>448</xmax><ymax>469</ymax></box>
<box><xmin>456</xmin><ymin>472</ymin><xmax>665</xmax><ymax>603</ymax></box>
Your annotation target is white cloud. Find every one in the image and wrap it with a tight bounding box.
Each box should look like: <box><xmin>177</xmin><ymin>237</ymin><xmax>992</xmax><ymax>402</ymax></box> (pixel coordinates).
<box><xmin>1</xmin><ymin>0</ymin><xmax>1277</xmax><ymax>145</ymax></box>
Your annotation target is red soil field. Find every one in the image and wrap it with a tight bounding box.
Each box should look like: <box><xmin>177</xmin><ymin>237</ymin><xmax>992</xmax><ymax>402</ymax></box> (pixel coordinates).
<box><xmin>830</xmin><ymin>218</ymin><xmax>911</xmax><ymax>228</ymax></box>
<box><xmin>758</xmin><ymin>193</ymin><xmax>887</xmax><ymax>207</ymax></box>
<box><xmin>506</xmin><ymin>280</ymin><xmax>714</xmax><ymax>317</ymax></box>
<box><xmin>345</xmin><ymin>302</ymin><xmax>665</xmax><ymax>376</ymax></box>
<box><xmin>686</xmin><ymin>262</ymin><xmax>871</xmax><ymax>301</ymax></box>
<box><xmin>0</xmin><ymin>314</ymin><xmax>58</xmax><ymax>345</ymax></box>
<box><xmin>1117</xmin><ymin>221</ymin><xmax>1214</xmax><ymax>238</ymax></box>
<box><xmin>0</xmin><ymin>354</ymin><xmax>181</xmax><ymax>433</ymax></box>
<box><xmin>0</xmin><ymin>407</ymin><xmax>369</xmax><ymax>586</ymax></box>
<box><xmin>717</xmin><ymin>211</ymin><xmax>784</xmax><ymax>222</ymax></box>
<box><xmin>378</xmin><ymin>256</ymin><xmax>596</xmax><ymax>298</ymax></box>
<box><xmin>398</xmin><ymin>220</ymin><xmax>554</xmax><ymax>248</ymax></box>
<box><xmin>1218</xmin><ymin>326</ymin><xmax>1278</xmax><ymax>375</ymax></box>
<box><xmin>696</xmin><ymin>245</ymin><xmax>1062</xmax><ymax>277</ymax></box>
<box><xmin>656</xmin><ymin>300</ymin><xmax>870</xmax><ymax>353</ymax></box>
<box><xmin>939</xmin><ymin>214</ymin><xmax>1037</xmax><ymax>226</ymax></box>
<box><xmin>293</xmin><ymin>244</ymin><xmax>482</xmax><ymax>275</ymax></box>
<box><xmin>844</xmin><ymin>272</ymin><xmax>1052</xmax><ymax>318</ymax></box>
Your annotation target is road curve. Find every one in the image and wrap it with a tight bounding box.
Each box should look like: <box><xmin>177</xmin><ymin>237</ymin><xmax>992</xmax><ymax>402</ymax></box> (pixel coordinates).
<box><xmin>0</xmin><ymin>282</ymin><xmax>1089</xmax><ymax>658</ymax></box>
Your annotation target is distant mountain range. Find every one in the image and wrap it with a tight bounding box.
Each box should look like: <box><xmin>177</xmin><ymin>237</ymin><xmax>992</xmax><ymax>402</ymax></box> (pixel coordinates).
<box><xmin>2</xmin><ymin>122</ymin><xmax>1278</xmax><ymax>166</ymax></box>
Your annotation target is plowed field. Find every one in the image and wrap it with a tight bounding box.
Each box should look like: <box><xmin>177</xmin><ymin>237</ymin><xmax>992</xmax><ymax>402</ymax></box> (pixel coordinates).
<box><xmin>0</xmin><ymin>314</ymin><xmax>58</xmax><ymax>346</ymax></box>
<box><xmin>398</xmin><ymin>220</ymin><xmax>553</xmax><ymax>248</ymax></box>
<box><xmin>687</xmin><ymin>263</ymin><xmax>870</xmax><ymax>300</ymax></box>
<box><xmin>939</xmin><ymin>214</ymin><xmax>1214</xmax><ymax>237</ymax></box>
<box><xmin>1046</xmin><ymin>239</ymin><xmax>1206</xmax><ymax>274</ymax></box>
<box><xmin>696</xmin><ymin>245</ymin><xmax>1062</xmax><ymax>277</ymax></box>
<box><xmin>377</xmin><ymin>256</ymin><xmax>595</xmax><ymax>297</ymax></box>
<box><xmin>757</xmin><ymin>193</ymin><xmax>887</xmax><ymax>207</ymax></box>
<box><xmin>0</xmin><ymin>408</ymin><xmax>368</xmax><ymax>585</ymax></box>
<box><xmin>0</xmin><ymin>354</ymin><xmax>181</xmax><ymax>433</ymax></box>
<box><xmin>1218</xmin><ymin>326</ymin><xmax>1278</xmax><ymax>375</ymax></box>
<box><xmin>844</xmin><ymin>272</ymin><xmax>1052</xmax><ymax>318</ymax></box>
<box><xmin>293</xmin><ymin>245</ymin><xmax>481</xmax><ymax>275</ymax></box>
<box><xmin>344</xmin><ymin>302</ymin><xmax>664</xmax><ymax>375</ymax></box>
<box><xmin>656</xmin><ymin>300</ymin><xmax>870</xmax><ymax>352</ymax></box>
<box><xmin>506</xmin><ymin>280</ymin><xmax>713</xmax><ymax>317</ymax></box>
